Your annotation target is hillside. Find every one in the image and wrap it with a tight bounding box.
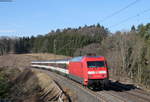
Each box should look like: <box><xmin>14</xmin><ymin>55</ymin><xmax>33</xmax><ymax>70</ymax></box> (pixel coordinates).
<box><xmin>0</xmin><ymin>23</ymin><xmax>150</xmax><ymax>90</ymax></box>
<box><xmin>0</xmin><ymin>54</ymin><xmax>72</xmax><ymax>102</ymax></box>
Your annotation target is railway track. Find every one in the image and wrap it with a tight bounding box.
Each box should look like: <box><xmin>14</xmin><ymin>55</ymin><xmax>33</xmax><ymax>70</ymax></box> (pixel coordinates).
<box><xmin>125</xmin><ymin>91</ymin><xmax>150</xmax><ymax>102</ymax></box>
<box><xmin>33</xmin><ymin>67</ymin><xmax>149</xmax><ymax>102</ymax></box>
<box><xmin>109</xmin><ymin>81</ymin><xmax>150</xmax><ymax>102</ymax></box>
<box><xmin>36</xmin><ymin>68</ymin><xmax>105</xmax><ymax>102</ymax></box>
<box><xmin>97</xmin><ymin>91</ymin><xmax>127</xmax><ymax>102</ymax></box>
<box><xmin>132</xmin><ymin>89</ymin><xmax>150</xmax><ymax>96</ymax></box>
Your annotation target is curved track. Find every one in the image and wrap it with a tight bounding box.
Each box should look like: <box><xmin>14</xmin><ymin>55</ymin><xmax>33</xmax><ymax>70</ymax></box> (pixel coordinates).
<box><xmin>109</xmin><ymin>83</ymin><xmax>150</xmax><ymax>102</ymax></box>
<box><xmin>32</xmin><ymin>68</ymin><xmax>150</xmax><ymax>102</ymax></box>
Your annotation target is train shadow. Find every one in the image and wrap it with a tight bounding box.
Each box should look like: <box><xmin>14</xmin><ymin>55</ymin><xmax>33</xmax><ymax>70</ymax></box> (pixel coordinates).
<box><xmin>92</xmin><ymin>80</ymin><xmax>139</xmax><ymax>92</ymax></box>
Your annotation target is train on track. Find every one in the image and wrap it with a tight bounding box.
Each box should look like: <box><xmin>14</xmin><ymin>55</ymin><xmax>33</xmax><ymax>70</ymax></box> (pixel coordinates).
<box><xmin>31</xmin><ymin>56</ymin><xmax>110</xmax><ymax>88</ymax></box>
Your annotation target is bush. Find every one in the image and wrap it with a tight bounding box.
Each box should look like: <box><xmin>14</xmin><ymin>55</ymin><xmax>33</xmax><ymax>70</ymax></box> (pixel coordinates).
<box><xmin>0</xmin><ymin>72</ymin><xmax>10</xmax><ymax>98</ymax></box>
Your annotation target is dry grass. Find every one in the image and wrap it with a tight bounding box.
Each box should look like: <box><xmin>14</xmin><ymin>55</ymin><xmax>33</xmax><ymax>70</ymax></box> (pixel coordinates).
<box><xmin>0</xmin><ymin>53</ymin><xmax>72</xmax><ymax>102</ymax></box>
<box><xmin>26</xmin><ymin>53</ymin><xmax>71</xmax><ymax>60</ymax></box>
<box><xmin>0</xmin><ymin>53</ymin><xmax>70</xmax><ymax>69</ymax></box>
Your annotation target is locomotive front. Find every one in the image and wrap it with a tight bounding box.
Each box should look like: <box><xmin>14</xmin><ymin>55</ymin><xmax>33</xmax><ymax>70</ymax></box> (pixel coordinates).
<box><xmin>84</xmin><ymin>56</ymin><xmax>109</xmax><ymax>88</ymax></box>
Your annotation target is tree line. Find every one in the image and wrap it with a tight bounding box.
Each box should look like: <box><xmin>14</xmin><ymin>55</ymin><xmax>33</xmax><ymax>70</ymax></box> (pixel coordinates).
<box><xmin>75</xmin><ymin>23</ymin><xmax>150</xmax><ymax>88</ymax></box>
<box><xmin>0</xmin><ymin>24</ymin><xmax>109</xmax><ymax>56</ymax></box>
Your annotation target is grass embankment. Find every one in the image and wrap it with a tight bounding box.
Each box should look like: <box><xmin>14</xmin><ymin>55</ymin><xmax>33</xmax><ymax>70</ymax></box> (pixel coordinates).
<box><xmin>0</xmin><ymin>54</ymin><xmax>72</xmax><ymax>102</ymax></box>
<box><xmin>0</xmin><ymin>67</ymin><xmax>71</xmax><ymax>102</ymax></box>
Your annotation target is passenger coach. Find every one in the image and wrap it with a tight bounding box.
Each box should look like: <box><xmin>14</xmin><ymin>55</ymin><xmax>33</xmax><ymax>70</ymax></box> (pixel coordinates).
<box><xmin>31</xmin><ymin>56</ymin><xmax>109</xmax><ymax>88</ymax></box>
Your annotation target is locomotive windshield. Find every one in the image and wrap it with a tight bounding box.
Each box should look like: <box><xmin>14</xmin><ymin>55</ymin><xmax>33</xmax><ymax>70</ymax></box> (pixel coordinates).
<box><xmin>87</xmin><ymin>61</ymin><xmax>105</xmax><ymax>68</ymax></box>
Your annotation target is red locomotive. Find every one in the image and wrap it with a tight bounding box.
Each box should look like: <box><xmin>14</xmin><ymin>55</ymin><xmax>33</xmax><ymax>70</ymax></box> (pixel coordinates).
<box><xmin>32</xmin><ymin>56</ymin><xmax>110</xmax><ymax>88</ymax></box>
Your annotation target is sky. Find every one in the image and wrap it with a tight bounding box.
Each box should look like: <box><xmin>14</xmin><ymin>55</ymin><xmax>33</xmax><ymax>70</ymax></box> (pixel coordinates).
<box><xmin>0</xmin><ymin>0</ymin><xmax>150</xmax><ymax>37</ymax></box>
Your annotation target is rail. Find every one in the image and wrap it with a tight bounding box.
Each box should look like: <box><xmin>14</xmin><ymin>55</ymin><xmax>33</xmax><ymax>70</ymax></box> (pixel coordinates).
<box><xmin>31</xmin><ymin>62</ymin><xmax>150</xmax><ymax>102</ymax></box>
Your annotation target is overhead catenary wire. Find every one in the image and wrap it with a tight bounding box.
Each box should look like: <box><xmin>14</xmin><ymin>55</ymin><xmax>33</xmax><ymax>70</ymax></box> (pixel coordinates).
<box><xmin>101</xmin><ymin>0</ymin><xmax>141</xmax><ymax>22</ymax></box>
<box><xmin>108</xmin><ymin>8</ymin><xmax>150</xmax><ymax>28</ymax></box>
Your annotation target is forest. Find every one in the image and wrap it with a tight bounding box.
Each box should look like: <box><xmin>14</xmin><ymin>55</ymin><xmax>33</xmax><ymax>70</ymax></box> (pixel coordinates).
<box><xmin>0</xmin><ymin>23</ymin><xmax>150</xmax><ymax>88</ymax></box>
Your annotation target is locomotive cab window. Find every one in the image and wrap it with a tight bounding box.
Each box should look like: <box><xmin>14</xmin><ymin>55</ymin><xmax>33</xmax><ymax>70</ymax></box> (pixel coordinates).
<box><xmin>87</xmin><ymin>61</ymin><xmax>105</xmax><ymax>68</ymax></box>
